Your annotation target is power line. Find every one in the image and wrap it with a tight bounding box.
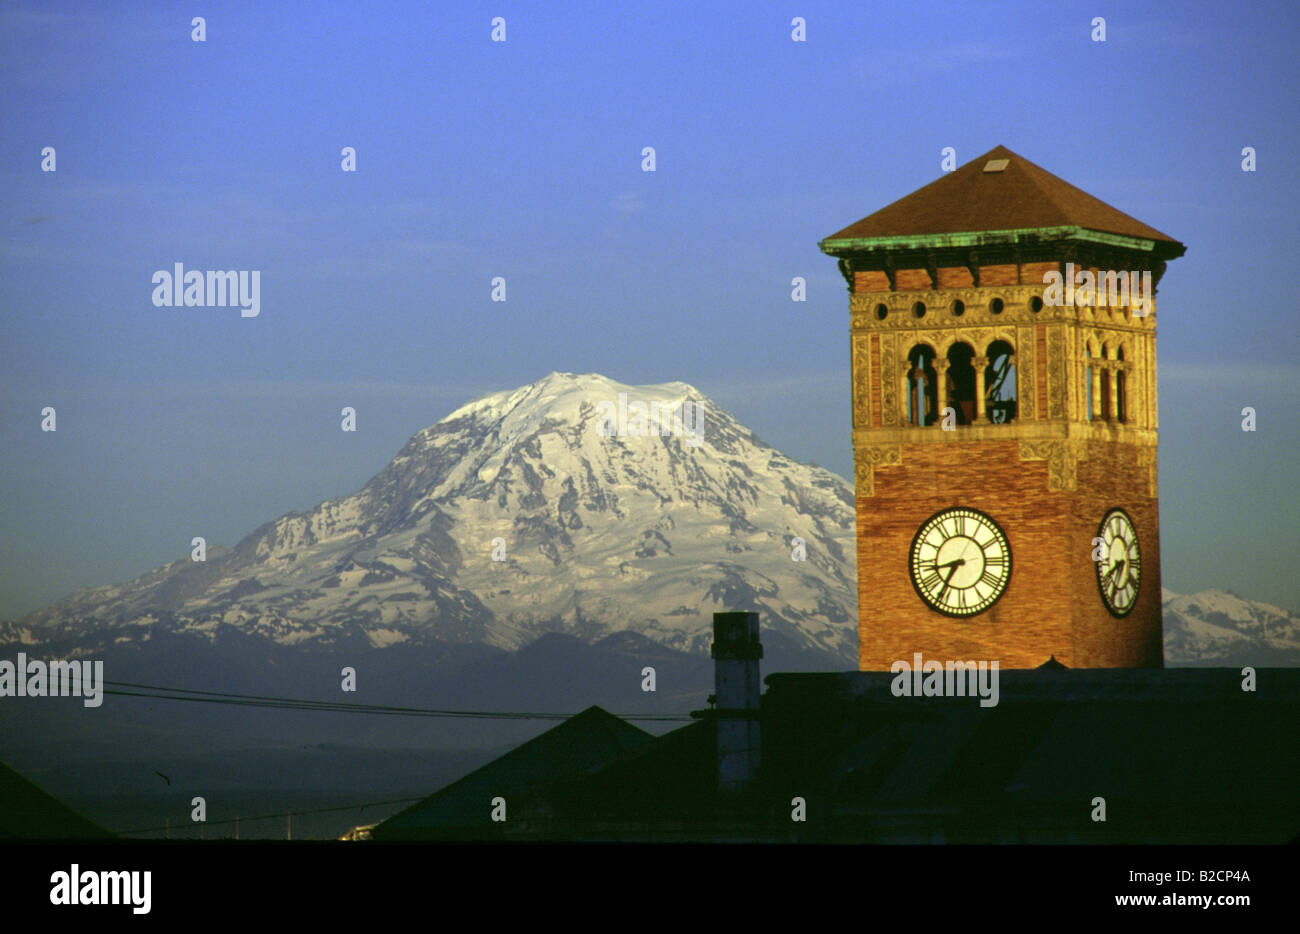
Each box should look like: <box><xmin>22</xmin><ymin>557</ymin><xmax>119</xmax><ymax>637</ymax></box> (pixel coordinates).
<box><xmin>101</xmin><ymin>678</ymin><xmax>695</xmax><ymax>722</ymax></box>
<box><xmin>100</xmin><ymin>681</ymin><xmax>695</xmax><ymax>836</ymax></box>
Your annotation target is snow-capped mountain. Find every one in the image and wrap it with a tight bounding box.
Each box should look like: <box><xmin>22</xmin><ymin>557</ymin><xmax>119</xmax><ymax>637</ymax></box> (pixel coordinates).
<box><xmin>1163</xmin><ymin>588</ymin><xmax>1300</xmax><ymax>667</ymax></box>
<box><xmin>2</xmin><ymin>373</ymin><xmax>858</xmax><ymax>664</ymax></box>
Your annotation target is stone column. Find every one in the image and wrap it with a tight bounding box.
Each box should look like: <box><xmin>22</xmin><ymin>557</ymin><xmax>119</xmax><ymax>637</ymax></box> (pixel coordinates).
<box><xmin>935</xmin><ymin>360</ymin><xmax>950</xmax><ymax>425</ymax></box>
<box><xmin>1090</xmin><ymin>361</ymin><xmax>1102</xmax><ymax>420</ymax></box>
<box><xmin>974</xmin><ymin>355</ymin><xmax>989</xmax><ymax>422</ymax></box>
<box><xmin>1106</xmin><ymin>363</ymin><xmax>1119</xmax><ymax>422</ymax></box>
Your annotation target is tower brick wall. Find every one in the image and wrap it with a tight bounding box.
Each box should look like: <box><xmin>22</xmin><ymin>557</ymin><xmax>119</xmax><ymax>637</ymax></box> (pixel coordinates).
<box><xmin>823</xmin><ymin>146</ymin><xmax>1183</xmax><ymax>670</ymax></box>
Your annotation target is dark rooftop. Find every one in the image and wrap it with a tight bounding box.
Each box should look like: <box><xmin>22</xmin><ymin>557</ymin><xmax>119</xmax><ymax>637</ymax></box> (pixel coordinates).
<box><xmin>371</xmin><ymin>705</ymin><xmax>653</xmax><ymax>840</ymax></box>
<box><xmin>0</xmin><ymin>761</ymin><xmax>112</xmax><ymax>840</ymax></box>
<box><xmin>375</xmin><ymin>668</ymin><xmax>1298</xmax><ymax>844</ymax></box>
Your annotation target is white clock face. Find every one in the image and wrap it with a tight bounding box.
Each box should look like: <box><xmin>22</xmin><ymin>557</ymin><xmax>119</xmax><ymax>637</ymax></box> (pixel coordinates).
<box><xmin>910</xmin><ymin>507</ymin><xmax>1011</xmax><ymax>617</ymax></box>
<box><xmin>1096</xmin><ymin>508</ymin><xmax>1141</xmax><ymax>617</ymax></box>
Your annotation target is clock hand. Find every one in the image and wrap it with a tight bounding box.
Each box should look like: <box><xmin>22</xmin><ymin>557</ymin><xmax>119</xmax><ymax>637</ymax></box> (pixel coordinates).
<box><xmin>938</xmin><ymin>561</ymin><xmax>962</xmax><ymax>602</ymax></box>
<box><xmin>1100</xmin><ymin>560</ymin><xmax>1128</xmax><ymax>599</ymax></box>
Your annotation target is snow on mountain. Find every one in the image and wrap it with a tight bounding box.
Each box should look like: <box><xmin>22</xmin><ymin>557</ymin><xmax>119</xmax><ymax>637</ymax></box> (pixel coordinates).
<box><xmin>3</xmin><ymin>373</ymin><xmax>858</xmax><ymax>664</ymax></box>
<box><xmin>1162</xmin><ymin>588</ymin><xmax>1300</xmax><ymax>666</ymax></box>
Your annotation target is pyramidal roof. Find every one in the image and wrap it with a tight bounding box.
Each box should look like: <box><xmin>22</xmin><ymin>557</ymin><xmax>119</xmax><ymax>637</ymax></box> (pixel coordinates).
<box><xmin>821</xmin><ymin>145</ymin><xmax>1183</xmax><ymax>252</ymax></box>
<box><xmin>371</xmin><ymin>705</ymin><xmax>653</xmax><ymax>839</ymax></box>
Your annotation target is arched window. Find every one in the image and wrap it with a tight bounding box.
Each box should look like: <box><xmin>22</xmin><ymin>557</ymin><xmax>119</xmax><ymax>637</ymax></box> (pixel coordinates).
<box><xmin>946</xmin><ymin>342</ymin><xmax>976</xmax><ymax>425</ymax></box>
<box><xmin>1099</xmin><ymin>344</ymin><xmax>1112</xmax><ymax>421</ymax></box>
<box><xmin>906</xmin><ymin>345</ymin><xmax>938</xmax><ymax>426</ymax></box>
<box><xmin>1085</xmin><ymin>348</ymin><xmax>1094</xmax><ymax>421</ymax></box>
<box><xmin>984</xmin><ymin>340</ymin><xmax>1017</xmax><ymax>423</ymax></box>
<box><xmin>1116</xmin><ymin>347</ymin><xmax>1127</xmax><ymax>423</ymax></box>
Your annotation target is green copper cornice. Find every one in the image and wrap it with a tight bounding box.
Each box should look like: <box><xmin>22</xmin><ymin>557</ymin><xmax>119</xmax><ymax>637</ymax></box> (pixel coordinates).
<box><xmin>819</xmin><ymin>225</ymin><xmax>1158</xmax><ymax>255</ymax></box>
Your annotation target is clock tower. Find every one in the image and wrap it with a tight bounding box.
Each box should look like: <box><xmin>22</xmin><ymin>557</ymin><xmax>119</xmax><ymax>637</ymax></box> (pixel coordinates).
<box><xmin>820</xmin><ymin>146</ymin><xmax>1184</xmax><ymax>669</ymax></box>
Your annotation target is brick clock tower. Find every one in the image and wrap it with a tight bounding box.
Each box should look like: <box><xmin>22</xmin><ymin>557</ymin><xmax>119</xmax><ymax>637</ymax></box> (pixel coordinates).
<box><xmin>820</xmin><ymin>146</ymin><xmax>1184</xmax><ymax>669</ymax></box>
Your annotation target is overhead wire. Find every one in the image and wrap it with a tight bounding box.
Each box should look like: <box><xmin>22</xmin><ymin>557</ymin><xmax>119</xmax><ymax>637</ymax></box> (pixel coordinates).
<box><xmin>94</xmin><ymin>680</ymin><xmax>697</xmax><ymax>835</ymax></box>
<box><xmin>101</xmin><ymin>678</ymin><xmax>696</xmax><ymax>721</ymax></box>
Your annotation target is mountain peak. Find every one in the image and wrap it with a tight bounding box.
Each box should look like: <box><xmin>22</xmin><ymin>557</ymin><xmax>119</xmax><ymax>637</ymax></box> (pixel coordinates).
<box><xmin>7</xmin><ymin>371</ymin><xmax>858</xmax><ymax>665</ymax></box>
<box><xmin>1163</xmin><ymin>588</ymin><xmax>1300</xmax><ymax>667</ymax></box>
<box><xmin>438</xmin><ymin>372</ymin><xmax>703</xmax><ymax>429</ymax></box>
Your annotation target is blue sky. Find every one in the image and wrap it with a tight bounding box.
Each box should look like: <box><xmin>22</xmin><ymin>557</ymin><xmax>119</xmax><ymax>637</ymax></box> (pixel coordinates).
<box><xmin>2</xmin><ymin>0</ymin><xmax>1298</xmax><ymax>618</ymax></box>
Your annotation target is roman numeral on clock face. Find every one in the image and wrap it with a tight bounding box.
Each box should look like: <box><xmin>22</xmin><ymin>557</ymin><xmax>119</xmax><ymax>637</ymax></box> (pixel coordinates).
<box><xmin>1096</xmin><ymin>509</ymin><xmax>1140</xmax><ymax>617</ymax></box>
<box><xmin>909</xmin><ymin>507</ymin><xmax>1011</xmax><ymax>617</ymax></box>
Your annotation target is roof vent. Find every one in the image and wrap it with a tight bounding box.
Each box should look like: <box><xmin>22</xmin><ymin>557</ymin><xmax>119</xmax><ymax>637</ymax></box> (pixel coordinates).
<box><xmin>983</xmin><ymin>158</ymin><xmax>1010</xmax><ymax>173</ymax></box>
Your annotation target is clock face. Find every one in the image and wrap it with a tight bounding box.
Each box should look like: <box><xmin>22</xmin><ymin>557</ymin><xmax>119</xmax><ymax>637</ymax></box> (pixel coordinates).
<box><xmin>1096</xmin><ymin>508</ymin><xmax>1141</xmax><ymax>617</ymax></box>
<box><xmin>909</xmin><ymin>507</ymin><xmax>1011</xmax><ymax>617</ymax></box>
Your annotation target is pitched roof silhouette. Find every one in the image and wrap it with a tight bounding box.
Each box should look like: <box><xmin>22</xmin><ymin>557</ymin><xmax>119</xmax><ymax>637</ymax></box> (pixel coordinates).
<box><xmin>822</xmin><ymin>145</ymin><xmax>1184</xmax><ymax>252</ymax></box>
<box><xmin>372</xmin><ymin>705</ymin><xmax>653</xmax><ymax>839</ymax></box>
<box><xmin>0</xmin><ymin>761</ymin><xmax>112</xmax><ymax>840</ymax></box>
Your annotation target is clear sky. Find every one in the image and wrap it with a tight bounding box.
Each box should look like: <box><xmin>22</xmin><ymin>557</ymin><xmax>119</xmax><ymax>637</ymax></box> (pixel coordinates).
<box><xmin>2</xmin><ymin>0</ymin><xmax>1297</xmax><ymax>619</ymax></box>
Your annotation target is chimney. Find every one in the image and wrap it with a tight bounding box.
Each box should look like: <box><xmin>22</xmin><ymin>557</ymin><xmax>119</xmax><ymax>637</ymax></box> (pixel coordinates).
<box><xmin>711</xmin><ymin>611</ymin><xmax>763</xmax><ymax>792</ymax></box>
